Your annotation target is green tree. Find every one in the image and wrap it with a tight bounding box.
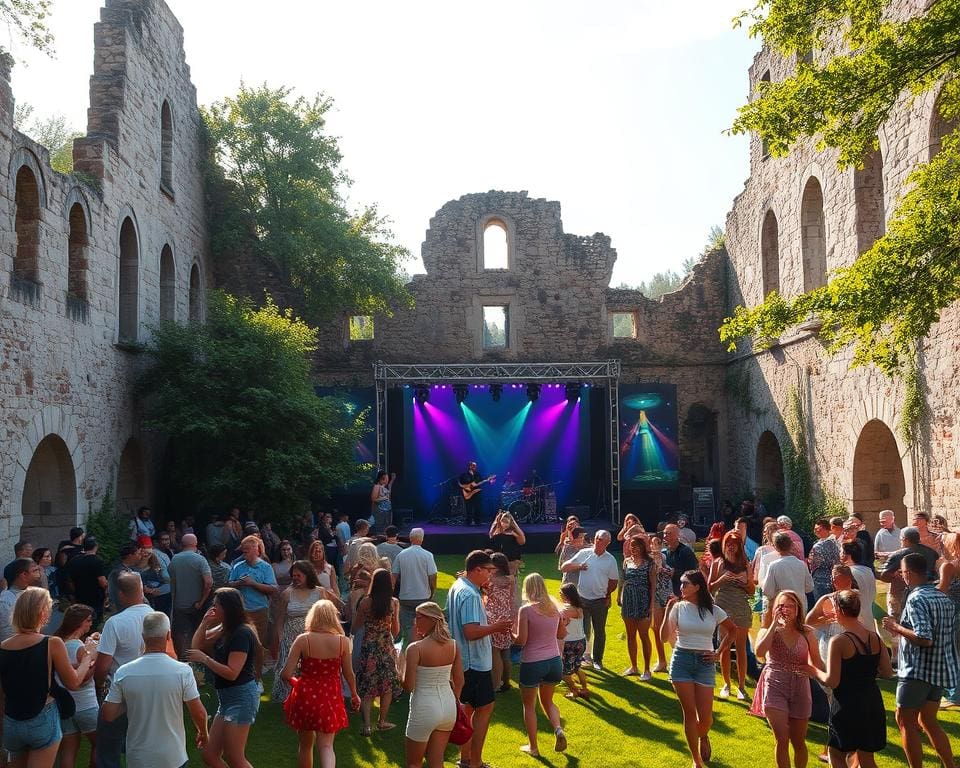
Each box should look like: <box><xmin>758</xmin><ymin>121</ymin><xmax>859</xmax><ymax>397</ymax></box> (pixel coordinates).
<box><xmin>14</xmin><ymin>104</ymin><xmax>80</xmax><ymax>173</ymax></box>
<box><xmin>0</xmin><ymin>0</ymin><xmax>54</xmax><ymax>57</ymax></box>
<box><xmin>201</xmin><ymin>84</ymin><xmax>412</xmax><ymax>323</ymax></box>
<box><xmin>139</xmin><ymin>292</ymin><xmax>370</xmax><ymax>526</ymax></box>
<box><xmin>721</xmin><ymin>0</ymin><xmax>960</xmax><ymax>375</ymax></box>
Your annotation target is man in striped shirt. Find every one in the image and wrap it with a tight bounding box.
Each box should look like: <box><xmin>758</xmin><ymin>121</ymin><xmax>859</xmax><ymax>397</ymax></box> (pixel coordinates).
<box><xmin>882</xmin><ymin>552</ymin><xmax>958</xmax><ymax>768</ymax></box>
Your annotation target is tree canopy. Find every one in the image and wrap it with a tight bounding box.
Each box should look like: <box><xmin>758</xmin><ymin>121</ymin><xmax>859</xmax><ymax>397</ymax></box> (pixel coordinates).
<box><xmin>0</xmin><ymin>0</ymin><xmax>53</xmax><ymax>58</ymax></box>
<box><xmin>202</xmin><ymin>84</ymin><xmax>412</xmax><ymax>324</ymax></box>
<box><xmin>139</xmin><ymin>292</ymin><xmax>370</xmax><ymax>525</ymax></box>
<box><xmin>720</xmin><ymin>0</ymin><xmax>960</xmax><ymax>375</ymax></box>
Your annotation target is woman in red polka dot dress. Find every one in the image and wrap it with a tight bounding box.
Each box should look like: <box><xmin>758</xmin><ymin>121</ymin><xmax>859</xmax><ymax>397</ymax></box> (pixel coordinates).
<box><xmin>282</xmin><ymin>599</ymin><xmax>360</xmax><ymax>768</ymax></box>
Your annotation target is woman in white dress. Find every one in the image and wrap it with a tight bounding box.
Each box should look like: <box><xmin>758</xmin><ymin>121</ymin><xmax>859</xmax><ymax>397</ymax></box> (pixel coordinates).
<box><xmin>402</xmin><ymin>602</ymin><xmax>463</xmax><ymax>768</ymax></box>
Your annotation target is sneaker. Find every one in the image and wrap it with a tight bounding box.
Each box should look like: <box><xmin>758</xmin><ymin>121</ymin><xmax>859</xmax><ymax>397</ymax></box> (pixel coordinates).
<box><xmin>736</xmin><ymin>687</ymin><xmax>747</xmax><ymax>701</ymax></box>
<box><xmin>652</xmin><ymin>663</ymin><xmax>668</xmax><ymax>673</ymax></box>
<box><xmin>718</xmin><ymin>684</ymin><xmax>730</xmax><ymax>699</ymax></box>
<box><xmin>592</xmin><ymin>661</ymin><xmax>602</xmax><ymax>671</ymax></box>
<box><xmin>582</xmin><ymin>653</ymin><xmax>593</xmax><ymax>664</ymax></box>
<box><xmin>639</xmin><ymin>671</ymin><xmax>652</xmax><ymax>682</ymax></box>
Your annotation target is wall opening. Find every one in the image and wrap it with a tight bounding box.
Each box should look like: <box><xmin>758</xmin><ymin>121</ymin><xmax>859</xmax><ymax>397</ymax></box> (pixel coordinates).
<box><xmin>14</xmin><ymin>165</ymin><xmax>41</xmax><ymax>284</ymax></box>
<box><xmin>117</xmin><ymin>437</ymin><xmax>147</xmax><ymax>517</ymax></box>
<box><xmin>854</xmin><ymin>147</ymin><xmax>885</xmax><ymax>254</ymax></box>
<box><xmin>159</xmin><ymin>245</ymin><xmax>175</xmax><ymax>322</ymax></box>
<box><xmin>758</xmin><ymin>71</ymin><xmax>771</xmax><ymax>158</ymax></box>
<box><xmin>852</xmin><ymin>419</ymin><xmax>906</xmax><ymax>529</ymax></box>
<box><xmin>800</xmin><ymin>176</ymin><xmax>827</xmax><ymax>291</ymax></box>
<box><xmin>21</xmin><ymin>434</ymin><xmax>77</xmax><ymax>545</ymax></box>
<box><xmin>67</xmin><ymin>202</ymin><xmax>88</xmax><ymax>301</ymax></box>
<box><xmin>118</xmin><ymin>217</ymin><xmax>139</xmax><ymax>342</ymax></box>
<box><xmin>160</xmin><ymin>100</ymin><xmax>173</xmax><ymax>193</ymax></box>
<box><xmin>188</xmin><ymin>263</ymin><xmax>203</xmax><ymax>323</ymax></box>
<box><xmin>348</xmin><ymin>314</ymin><xmax>374</xmax><ymax>341</ymax></box>
<box><xmin>760</xmin><ymin>209</ymin><xmax>779</xmax><ymax>296</ymax></box>
<box><xmin>755</xmin><ymin>430</ymin><xmax>785</xmax><ymax>514</ymax></box>
<box><xmin>482</xmin><ymin>221</ymin><xmax>509</xmax><ymax>269</ymax></box>
<box><xmin>929</xmin><ymin>89</ymin><xmax>958</xmax><ymax>161</ymax></box>
<box><xmin>611</xmin><ymin>311</ymin><xmax>637</xmax><ymax>339</ymax></box>
<box><xmin>482</xmin><ymin>305</ymin><xmax>508</xmax><ymax>349</ymax></box>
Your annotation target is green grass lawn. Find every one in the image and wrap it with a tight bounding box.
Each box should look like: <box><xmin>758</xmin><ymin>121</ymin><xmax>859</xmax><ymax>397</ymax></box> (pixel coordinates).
<box><xmin>86</xmin><ymin>553</ymin><xmax>959</xmax><ymax>767</ymax></box>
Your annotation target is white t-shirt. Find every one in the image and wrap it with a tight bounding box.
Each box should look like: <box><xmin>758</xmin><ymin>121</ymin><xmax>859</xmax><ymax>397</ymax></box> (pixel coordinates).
<box><xmin>98</xmin><ymin>603</ymin><xmax>152</xmax><ymax>674</ymax></box>
<box><xmin>391</xmin><ymin>545</ymin><xmax>438</xmax><ymax>601</ymax></box>
<box><xmin>105</xmin><ymin>653</ymin><xmax>200</xmax><ymax>768</ymax></box>
<box><xmin>567</xmin><ymin>549</ymin><xmax>620</xmax><ymax>600</ymax></box>
<box><xmin>849</xmin><ymin>564</ymin><xmax>877</xmax><ymax>630</ymax></box>
<box><xmin>57</xmin><ymin>639</ymin><xmax>99</xmax><ymax>712</ymax></box>
<box><xmin>762</xmin><ymin>556</ymin><xmax>813</xmax><ymax>609</ymax></box>
<box><xmin>672</xmin><ymin>602</ymin><xmax>729</xmax><ymax>651</ymax></box>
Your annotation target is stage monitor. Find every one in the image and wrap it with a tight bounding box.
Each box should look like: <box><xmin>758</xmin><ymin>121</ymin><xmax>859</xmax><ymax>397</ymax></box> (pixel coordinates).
<box><xmin>619</xmin><ymin>383</ymin><xmax>679</xmax><ymax>490</ymax></box>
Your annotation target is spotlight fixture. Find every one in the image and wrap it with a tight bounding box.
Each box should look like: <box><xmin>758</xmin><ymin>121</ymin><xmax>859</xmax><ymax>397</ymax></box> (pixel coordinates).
<box><xmin>565</xmin><ymin>382</ymin><xmax>580</xmax><ymax>403</ymax></box>
<box><xmin>414</xmin><ymin>385</ymin><xmax>430</xmax><ymax>404</ymax></box>
<box><xmin>490</xmin><ymin>383</ymin><xmax>503</xmax><ymax>402</ymax></box>
<box><xmin>526</xmin><ymin>382</ymin><xmax>541</xmax><ymax>402</ymax></box>
<box><xmin>454</xmin><ymin>384</ymin><xmax>468</xmax><ymax>404</ymax></box>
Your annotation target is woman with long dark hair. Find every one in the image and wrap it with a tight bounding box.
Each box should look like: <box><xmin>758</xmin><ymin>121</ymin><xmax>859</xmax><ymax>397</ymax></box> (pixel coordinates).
<box><xmin>619</xmin><ymin>535</ymin><xmax>656</xmax><ymax>679</ymax></box>
<box><xmin>352</xmin><ymin>568</ymin><xmax>401</xmax><ymax>735</ymax></box>
<box><xmin>661</xmin><ymin>570</ymin><xmax>737</xmax><ymax>768</ymax></box>
<box><xmin>54</xmin><ymin>604</ymin><xmax>99</xmax><ymax>768</ymax></box>
<box><xmin>483</xmin><ymin>552</ymin><xmax>515</xmax><ymax>692</ymax></box>
<box><xmin>272</xmin><ymin>561</ymin><xmax>329</xmax><ymax>705</ymax></box>
<box><xmin>187</xmin><ymin>587</ymin><xmax>261</xmax><ymax>768</ymax></box>
<box><xmin>709</xmin><ymin>531</ymin><xmax>754</xmax><ymax>700</ymax></box>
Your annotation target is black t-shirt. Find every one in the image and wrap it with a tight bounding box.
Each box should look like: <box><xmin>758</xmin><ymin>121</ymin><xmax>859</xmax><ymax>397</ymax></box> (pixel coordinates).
<box><xmin>855</xmin><ymin>530</ymin><xmax>875</xmax><ymax>566</ymax></box>
<box><xmin>491</xmin><ymin>533</ymin><xmax>522</xmax><ymax>562</ymax></box>
<box><xmin>213</xmin><ymin>624</ymin><xmax>257</xmax><ymax>689</ymax></box>
<box><xmin>460</xmin><ymin>471</ymin><xmax>481</xmax><ymax>487</ymax></box>
<box><xmin>881</xmin><ymin>544</ymin><xmax>939</xmax><ymax>581</ymax></box>
<box><xmin>66</xmin><ymin>553</ymin><xmax>107</xmax><ymax>606</ymax></box>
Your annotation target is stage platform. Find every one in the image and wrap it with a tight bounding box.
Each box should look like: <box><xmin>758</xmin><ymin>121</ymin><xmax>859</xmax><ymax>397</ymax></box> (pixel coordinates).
<box><xmin>394</xmin><ymin>518</ymin><xmax>613</xmax><ymax>556</ymax></box>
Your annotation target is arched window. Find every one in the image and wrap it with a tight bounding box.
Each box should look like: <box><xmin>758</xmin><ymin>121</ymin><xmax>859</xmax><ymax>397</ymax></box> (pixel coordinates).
<box><xmin>118</xmin><ymin>217</ymin><xmax>139</xmax><ymax>342</ymax></box>
<box><xmin>482</xmin><ymin>220</ymin><xmax>509</xmax><ymax>269</ymax></box>
<box><xmin>189</xmin><ymin>262</ymin><xmax>203</xmax><ymax>323</ymax></box>
<box><xmin>67</xmin><ymin>203</ymin><xmax>88</xmax><ymax>301</ymax></box>
<box><xmin>854</xmin><ymin>146</ymin><xmax>884</xmax><ymax>254</ymax></box>
<box><xmin>929</xmin><ymin>89</ymin><xmax>958</xmax><ymax>161</ymax></box>
<box><xmin>160</xmin><ymin>100</ymin><xmax>173</xmax><ymax>193</ymax></box>
<box><xmin>800</xmin><ymin>177</ymin><xmax>827</xmax><ymax>291</ymax></box>
<box><xmin>758</xmin><ymin>71</ymin><xmax>771</xmax><ymax>158</ymax></box>
<box><xmin>159</xmin><ymin>245</ymin><xmax>175</xmax><ymax>322</ymax></box>
<box><xmin>14</xmin><ymin>166</ymin><xmax>41</xmax><ymax>284</ymax></box>
<box><xmin>760</xmin><ymin>209</ymin><xmax>779</xmax><ymax>296</ymax></box>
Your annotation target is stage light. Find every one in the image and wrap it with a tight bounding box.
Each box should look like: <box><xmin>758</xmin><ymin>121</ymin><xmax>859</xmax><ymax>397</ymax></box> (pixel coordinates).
<box><xmin>491</xmin><ymin>383</ymin><xmax>503</xmax><ymax>402</ymax></box>
<box><xmin>526</xmin><ymin>382</ymin><xmax>540</xmax><ymax>402</ymax></box>
<box><xmin>415</xmin><ymin>385</ymin><xmax>429</xmax><ymax>404</ymax></box>
<box><xmin>565</xmin><ymin>382</ymin><xmax>580</xmax><ymax>403</ymax></box>
<box><xmin>454</xmin><ymin>384</ymin><xmax>468</xmax><ymax>404</ymax></box>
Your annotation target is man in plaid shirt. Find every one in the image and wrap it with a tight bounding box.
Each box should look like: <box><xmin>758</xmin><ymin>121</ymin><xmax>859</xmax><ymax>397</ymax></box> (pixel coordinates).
<box><xmin>882</xmin><ymin>552</ymin><xmax>958</xmax><ymax>768</ymax></box>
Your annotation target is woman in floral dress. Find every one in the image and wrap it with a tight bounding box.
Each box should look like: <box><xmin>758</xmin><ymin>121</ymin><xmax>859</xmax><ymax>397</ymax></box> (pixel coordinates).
<box><xmin>485</xmin><ymin>552</ymin><xmax>516</xmax><ymax>692</ymax></box>
<box><xmin>352</xmin><ymin>567</ymin><xmax>402</xmax><ymax>736</ymax></box>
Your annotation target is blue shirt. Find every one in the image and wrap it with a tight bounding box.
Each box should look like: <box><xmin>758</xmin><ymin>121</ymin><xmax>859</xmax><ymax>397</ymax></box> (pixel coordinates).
<box><xmin>446</xmin><ymin>576</ymin><xmax>492</xmax><ymax>672</ymax></box>
<box><xmin>228</xmin><ymin>558</ymin><xmax>277</xmax><ymax>611</ymax></box>
<box><xmin>744</xmin><ymin>536</ymin><xmax>759</xmax><ymax>560</ymax></box>
<box><xmin>898</xmin><ymin>582</ymin><xmax>958</xmax><ymax>689</ymax></box>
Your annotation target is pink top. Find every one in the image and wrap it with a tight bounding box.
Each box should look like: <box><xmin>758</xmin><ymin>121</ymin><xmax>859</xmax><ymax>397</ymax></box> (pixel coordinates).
<box><xmin>520</xmin><ymin>604</ymin><xmax>561</xmax><ymax>663</ymax></box>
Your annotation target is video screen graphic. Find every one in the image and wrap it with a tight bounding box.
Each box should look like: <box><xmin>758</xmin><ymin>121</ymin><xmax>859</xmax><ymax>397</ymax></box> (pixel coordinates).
<box><xmin>619</xmin><ymin>384</ymin><xmax>679</xmax><ymax>489</ymax></box>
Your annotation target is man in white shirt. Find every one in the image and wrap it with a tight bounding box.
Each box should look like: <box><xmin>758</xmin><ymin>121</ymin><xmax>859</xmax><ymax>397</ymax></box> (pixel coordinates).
<box><xmin>561</xmin><ymin>530</ymin><xmax>619</xmax><ymax>670</ymax></box>
<box><xmin>761</xmin><ymin>533</ymin><xmax>813</xmax><ymax>625</ymax></box>
<box><xmin>95</xmin><ymin>571</ymin><xmax>153</xmax><ymax>768</ymax></box>
<box><xmin>874</xmin><ymin>509</ymin><xmax>902</xmax><ymax>561</ymax></box>
<box><xmin>102</xmin><ymin>611</ymin><xmax>208</xmax><ymax>768</ymax></box>
<box><xmin>391</xmin><ymin>527</ymin><xmax>437</xmax><ymax>646</ymax></box>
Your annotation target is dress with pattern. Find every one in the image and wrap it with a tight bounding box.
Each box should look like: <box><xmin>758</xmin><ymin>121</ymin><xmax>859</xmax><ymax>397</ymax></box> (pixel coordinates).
<box><xmin>621</xmin><ymin>559</ymin><xmax>653</xmax><ymax>619</ymax></box>
<box><xmin>654</xmin><ymin>561</ymin><xmax>674</xmax><ymax>606</ymax></box>
<box><xmin>357</xmin><ymin>610</ymin><xmax>403</xmax><ymax>699</ymax></box>
<box><xmin>713</xmin><ymin>563</ymin><xmax>753</xmax><ymax>628</ymax></box>
<box><xmin>272</xmin><ymin>587</ymin><xmax>321</xmax><ymax>703</ymax></box>
<box><xmin>484</xmin><ymin>575</ymin><xmax>515</xmax><ymax>650</ymax></box>
<box><xmin>284</xmin><ymin>655</ymin><xmax>349</xmax><ymax>733</ymax></box>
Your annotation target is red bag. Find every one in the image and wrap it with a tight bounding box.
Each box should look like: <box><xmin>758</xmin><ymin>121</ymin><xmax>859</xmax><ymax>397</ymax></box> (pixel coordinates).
<box><xmin>448</xmin><ymin>702</ymin><xmax>473</xmax><ymax>746</ymax></box>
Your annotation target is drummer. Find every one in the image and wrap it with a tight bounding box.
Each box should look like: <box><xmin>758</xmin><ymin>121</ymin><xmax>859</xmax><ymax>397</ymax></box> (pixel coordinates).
<box><xmin>488</xmin><ymin>510</ymin><xmax>526</xmax><ymax>601</ymax></box>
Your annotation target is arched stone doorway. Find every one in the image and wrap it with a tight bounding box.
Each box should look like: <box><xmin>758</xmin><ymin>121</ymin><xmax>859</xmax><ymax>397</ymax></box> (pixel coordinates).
<box><xmin>21</xmin><ymin>435</ymin><xmax>77</xmax><ymax>545</ymax></box>
<box><xmin>852</xmin><ymin>419</ymin><xmax>906</xmax><ymax>529</ymax></box>
<box><xmin>755</xmin><ymin>430</ymin><xmax>785</xmax><ymax>514</ymax></box>
<box><xmin>117</xmin><ymin>438</ymin><xmax>147</xmax><ymax>518</ymax></box>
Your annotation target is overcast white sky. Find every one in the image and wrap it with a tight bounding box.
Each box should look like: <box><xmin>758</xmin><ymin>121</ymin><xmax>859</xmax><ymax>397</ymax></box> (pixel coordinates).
<box><xmin>8</xmin><ymin>0</ymin><xmax>759</xmax><ymax>287</ymax></box>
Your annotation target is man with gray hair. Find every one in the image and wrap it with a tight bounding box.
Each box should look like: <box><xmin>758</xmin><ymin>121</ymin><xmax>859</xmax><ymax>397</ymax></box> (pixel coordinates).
<box><xmin>391</xmin><ymin>527</ymin><xmax>437</xmax><ymax>647</ymax></box>
<box><xmin>874</xmin><ymin>509</ymin><xmax>902</xmax><ymax>561</ymax></box>
<box><xmin>561</xmin><ymin>530</ymin><xmax>619</xmax><ymax>670</ymax></box>
<box><xmin>761</xmin><ymin>532</ymin><xmax>813</xmax><ymax>624</ymax></box>
<box><xmin>776</xmin><ymin>515</ymin><xmax>805</xmax><ymax>559</ymax></box>
<box><xmin>102</xmin><ymin>612</ymin><xmax>208</xmax><ymax>767</ymax></box>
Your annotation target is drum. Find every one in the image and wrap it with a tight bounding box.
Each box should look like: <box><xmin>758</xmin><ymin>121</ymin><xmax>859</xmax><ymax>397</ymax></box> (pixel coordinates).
<box><xmin>522</xmin><ymin>487</ymin><xmax>535</xmax><ymax>498</ymax></box>
<box><xmin>508</xmin><ymin>500</ymin><xmax>531</xmax><ymax>522</ymax></box>
<box><xmin>500</xmin><ymin>490</ymin><xmax>521</xmax><ymax>507</ymax></box>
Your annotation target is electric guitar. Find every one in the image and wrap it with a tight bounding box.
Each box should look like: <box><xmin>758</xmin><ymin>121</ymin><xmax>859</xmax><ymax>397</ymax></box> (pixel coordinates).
<box><xmin>460</xmin><ymin>475</ymin><xmax>497</xmax><ymax>500</ymax></box>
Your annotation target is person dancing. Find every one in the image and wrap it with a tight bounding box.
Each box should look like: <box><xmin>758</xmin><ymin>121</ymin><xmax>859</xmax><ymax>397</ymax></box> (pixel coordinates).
<box><xmin>484</xmin><ymin>553</ymin><xmax>516</xmax><ymax>693</ymax></box>
<box><xmin>649</xmin><ymin>535</ymin><xmax>673</xmax><ymax>673</ymax></box>
<box><xmin>619</xmin><ymin>535</ymin><xmax>656</xmax><ymax>679</ymax></box>
<box><xmin>709</xmin><ymin>531</ymin><xmax>754</xmax><ymax>700</ymax></box>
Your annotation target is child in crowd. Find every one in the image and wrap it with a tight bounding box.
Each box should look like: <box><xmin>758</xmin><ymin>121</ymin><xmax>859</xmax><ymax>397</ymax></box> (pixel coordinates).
<box><xmin>559</xmin><ymin>583</ymin><xmax>589</xmax><ymax>698</ymax></box>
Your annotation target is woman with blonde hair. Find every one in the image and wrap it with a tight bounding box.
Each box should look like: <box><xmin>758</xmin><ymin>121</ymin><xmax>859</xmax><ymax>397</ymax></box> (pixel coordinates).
<box><xmin>403</xmin><ymin>602</ymin><xmax>464</xmax><ymax>768</ymax></box>
<box><xmin>307</xmin><ymin>541</ymin><xmax>337</xmax><ymax>591</ymax></box>
<box><xmin>0</xmin><ymin>587</ymin><xmax>98</xmax><ymax>768</ymax></box>
<box><xmin>513</xmin><ymin>573</ymin><xmax>568</xmax><ymax>756</ymax></box>
<box><xmin>488</xmin><ymin>510</ymin><xmax>526</xmax><ymax>602</ymax></box>
<box><xmin>282</xmin><ymin>600</ymin><xmax>360</xmax><ymax>768</ymax></box>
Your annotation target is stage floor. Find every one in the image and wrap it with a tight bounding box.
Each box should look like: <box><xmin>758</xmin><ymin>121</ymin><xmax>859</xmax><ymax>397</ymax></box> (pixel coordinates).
<box><xmin>396</xmin><ymin>518</ymin><xmax>612</xmax><ymax>555</ymax></box>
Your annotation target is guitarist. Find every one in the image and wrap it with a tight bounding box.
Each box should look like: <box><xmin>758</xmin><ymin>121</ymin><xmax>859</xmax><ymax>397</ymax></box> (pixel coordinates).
<box><xmin>459</xmin><ymin>461</ymin><xmax>490</xmax><ymax>526</ymax></box>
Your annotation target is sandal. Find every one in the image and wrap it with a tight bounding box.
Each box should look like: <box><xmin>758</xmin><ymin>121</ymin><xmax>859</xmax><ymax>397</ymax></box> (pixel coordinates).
<box><xmin>578</xmin><ymin>689</ymin><xmax>591</xmax><ymax>699</ymax></box>
<box><xmin>520</xmin><ymin>745</ymin><xmax>540</xmax><ymax>757</ymax></box>
<box><xmin>377</xmin><ymin>721</ymin><xmax>397</xmax><ymax>731</ymax></box>
<box><xmin>699</xmin><ymin>735</ymin><xmax>711</xmax><ymax>763</ymax></box>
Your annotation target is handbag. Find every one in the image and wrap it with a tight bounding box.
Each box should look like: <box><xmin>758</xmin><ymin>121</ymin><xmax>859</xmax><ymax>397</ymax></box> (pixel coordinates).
<box><xmin>448</xmin><ymin>702</ymin><xmax>474</xmax><ymax>746</ymax></box>
<box><xmin>49</xmin><ymin>676</ymin><xmax>76</xmax><ymax>719</ymax></box>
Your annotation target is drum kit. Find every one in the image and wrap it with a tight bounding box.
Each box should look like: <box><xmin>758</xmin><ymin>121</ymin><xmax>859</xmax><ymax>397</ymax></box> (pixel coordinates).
<box><xmin>500</xmin><ymin>482</ymin><xmax>560</xmax><ymax>524</ymax></box>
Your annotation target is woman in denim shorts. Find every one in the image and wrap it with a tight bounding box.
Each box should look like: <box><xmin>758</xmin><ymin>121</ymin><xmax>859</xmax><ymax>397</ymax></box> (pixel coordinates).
<box><xmin>54</xmin><ymin>604</ymin><xmax>101</xmax><ymax>767</ymax></box>
<box><xmin>0</xmin><ymin>586</ymin><xmax>98</xmax><ymax>767</ymax></box>
<box><xmin>661</xmin><ymin>570</ymin><xmax>737</xmax><ymax>768</ymax></box>
<box><xmin>186</xmin><ymin>588</ymin><xmax>261</xmax><ymax>768</ymax></box>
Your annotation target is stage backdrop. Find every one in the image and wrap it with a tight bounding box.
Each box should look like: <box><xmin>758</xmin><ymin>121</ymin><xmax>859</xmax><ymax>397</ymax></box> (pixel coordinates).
<box><xmin>403</xmin><ymin>383</ymin><xmax>595</xmax><ymax>520</ymax></box>
<box><xmin>619</xmin><ymin>383</ymin><xmax>679</xmax><ymax>490</ymax></box>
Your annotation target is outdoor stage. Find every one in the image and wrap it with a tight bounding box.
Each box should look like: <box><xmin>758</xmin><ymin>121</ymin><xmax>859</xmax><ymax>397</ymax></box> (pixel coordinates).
<box><xmin>392</xmin><ymin>518</ymin><xmax>612</xmax><ymax>555</ymax></box>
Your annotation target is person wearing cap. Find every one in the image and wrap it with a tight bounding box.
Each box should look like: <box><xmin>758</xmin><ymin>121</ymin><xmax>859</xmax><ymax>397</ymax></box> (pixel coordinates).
<box><xmin>676</xmin><ymin>517</ymin><xmax>696</xmax><ymax>547</ymax></box>
<box><xmin>776</xmin><ymin>515</ymin><xmax>805</xmax><ymax>560</ymax></box>
<box><xmin>65</xmin><ymin>537</ymin><xmax>108</xmax><ymax>623</ymax></box>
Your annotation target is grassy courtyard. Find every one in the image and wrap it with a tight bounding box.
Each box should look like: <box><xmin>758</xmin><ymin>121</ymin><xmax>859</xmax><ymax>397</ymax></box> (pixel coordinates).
<box><xmin>89</xmin><ymin>553</ymin><xmax>959</xmax><ymax>767</ymax></box>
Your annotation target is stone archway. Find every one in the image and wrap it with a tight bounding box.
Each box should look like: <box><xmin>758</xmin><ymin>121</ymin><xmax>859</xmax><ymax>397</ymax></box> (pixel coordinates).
<box><xmin>755</xmin><ymin>430</ymin><xmax>785</xmax><ymax>514</ymax></box>
<box><xmin>117</xmin><ymin>438</ymin><xmax>147</xmax><ymax>517</ymax></box>
<box><xmin>852</xmin><ymin>419</ymin><xmax>906</xmax><ymax>529</ymax></box>
<box><xmin>21</xmin><ymin>435</ymin><xmax>77</xmax><ymax>545</ymax></box>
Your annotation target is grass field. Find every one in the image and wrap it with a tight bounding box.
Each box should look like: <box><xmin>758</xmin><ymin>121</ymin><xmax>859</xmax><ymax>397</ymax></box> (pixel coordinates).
<box><xmin>84</xmin><ymin>553</ymin><xmax>959</xmax><ymax>767</ymax></box>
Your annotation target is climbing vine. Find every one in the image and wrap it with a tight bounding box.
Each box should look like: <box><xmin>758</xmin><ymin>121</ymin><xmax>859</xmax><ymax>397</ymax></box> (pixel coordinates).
<box><xmin>781</xmin><ymin>384</ymin><xmax>815</xmax><ymax>531</ymax></box>
<box><xmin>898</xmin><ymin>344</ymin><xmax>926</xmax><ymax>446</ymax></box>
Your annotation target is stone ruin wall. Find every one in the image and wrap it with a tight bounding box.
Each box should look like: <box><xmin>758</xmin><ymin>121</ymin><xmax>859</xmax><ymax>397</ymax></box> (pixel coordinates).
<box><xmin>0</xmin><ymin>0</ymin><xmax>211</xmax><ymax>557</ymax></box>
<box><xmin>723</xmin><ymin>3</ymin><xmax>960</xmax><ymax>530</ymax></box>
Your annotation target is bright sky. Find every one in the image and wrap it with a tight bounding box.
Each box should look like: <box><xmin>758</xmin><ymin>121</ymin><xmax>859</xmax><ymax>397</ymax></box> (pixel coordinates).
<box><xmin>8</xmin><ymin>0</ymin><xmax>759</xmax><ymax>288</ymax></box>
